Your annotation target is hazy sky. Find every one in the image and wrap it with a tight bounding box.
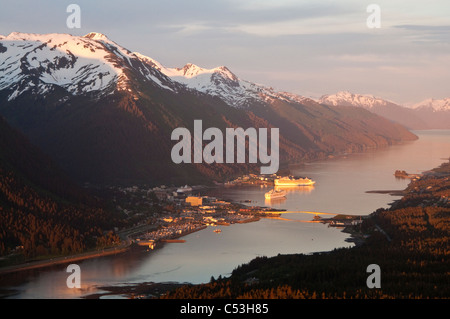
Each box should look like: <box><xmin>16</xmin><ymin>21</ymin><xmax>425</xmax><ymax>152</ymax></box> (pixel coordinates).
<box><xmin>1</xmin><ymin>0</ymin><xmax>449</xmax><ymax>104</ymax></box>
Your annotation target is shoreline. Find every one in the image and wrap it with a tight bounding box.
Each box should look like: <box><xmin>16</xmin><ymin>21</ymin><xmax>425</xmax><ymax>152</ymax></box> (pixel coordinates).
<box><xmin>0</xmin><ymin>216</ymin><xmax>259</xmax><ymax>276</ymax></box>
<box><xmin>0</xmin><ymin>179</ymin><xmax>400</xmax><ymax>279</ymax></box>
<box><xmin>0</xmin><ymin>138</ymin><xmax>417</xmax><ymax>277</ymax></box>
<box><xmin>365</xmin><ymin>189</ymin><xmax>405</xmax><ymax>196</ymax></box>
<box><xmin>0</xmin><ymin>245</ymin><xmax>130</xmax><ymax>276</ymax></box>
<box><xmin>3</xmin><ymin>139</ymin><xmax>441</xmax><ymax>294</ymax></box>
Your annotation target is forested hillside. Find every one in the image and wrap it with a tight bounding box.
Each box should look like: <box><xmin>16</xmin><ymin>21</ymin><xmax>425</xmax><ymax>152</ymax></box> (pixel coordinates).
<box><xmin>0</xmin><ymin>116</ymin><xmax>121</xmax><ymax>259</ymax></box>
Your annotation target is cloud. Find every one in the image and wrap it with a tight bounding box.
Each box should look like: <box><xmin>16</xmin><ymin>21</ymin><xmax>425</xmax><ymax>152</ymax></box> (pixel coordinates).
<box><xmin>394</xmin><ymin>25</ymin><xmax>450</xmax><ymax>31</ymax></box>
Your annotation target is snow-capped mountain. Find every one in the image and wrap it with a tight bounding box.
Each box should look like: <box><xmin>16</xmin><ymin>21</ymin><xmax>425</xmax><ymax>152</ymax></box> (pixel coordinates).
<box><xmin>0</xmin><ymin>32</ymin><xmax>184</xmax><ymax>101</ymax></box>
<box><xmin>162</xmin><ymin>63</ymin><xmax>259</xmax><ymax>107</ymax></box>
<box><xmin>0</xmin><ymin>32</ymin><xmax>418</xmax><ymax>185</ymax></box>
<box><xmin>1</xmin><ymin>32</ymin><xmax>127</xmax><ymax>99</ymax></box>
<box><xmin>413</xmin><ymin>98</ymin><xmax>450</xmax><ymax>112</ymax></box>
<box><xmin>0</xmin><ymin>31</ymin><xmax>309</xmax><ymax>108</ymax></box>
<box><xmin>319</xmin><ymin>91</ymin><xmax>450</xmax><ymax>129</ymax></box>
<box><xmin>319</xmin><ymin>91</ymin><xmax>396</xmax><ymax>109</ymax></box>
<box><xmin>1</xmin><ymin>31</ymin><xmax>446</xmax><ymax>124</ymax></box>
<box><xmin>159</xmin><ymin>63</ymin><xmax>312</xmax><ymax>107</ymax></box>
<box><xmin>133</xmin><ymin>54</ymin><xmax>311</xmax><ymax>107</ymax></box>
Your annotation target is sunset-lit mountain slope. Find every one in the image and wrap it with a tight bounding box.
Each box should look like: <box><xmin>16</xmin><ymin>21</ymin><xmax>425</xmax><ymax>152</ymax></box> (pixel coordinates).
<box><xmin>0</xmin><ymin>32</ymin><xmax>417</xmax><ymax>185</ymax></box>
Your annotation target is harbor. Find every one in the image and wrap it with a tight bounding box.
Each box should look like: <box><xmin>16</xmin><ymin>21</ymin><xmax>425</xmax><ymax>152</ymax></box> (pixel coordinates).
<box><xmin>4</xmin><ymin>130</ymin><xmax>449</xmax><ymax>298</ymax></box>
<box><xmin>115</xmin><ymin>181</ymin><xmax>284</xmax><ymax>252</ymax></box>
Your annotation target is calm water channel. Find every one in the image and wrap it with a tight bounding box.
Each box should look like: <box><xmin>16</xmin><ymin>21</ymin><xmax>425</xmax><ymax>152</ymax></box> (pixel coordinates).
<box><xmin>1</xmin><ymin>130</ymin><xmax>449</xmax><ymax>298</ymax></box>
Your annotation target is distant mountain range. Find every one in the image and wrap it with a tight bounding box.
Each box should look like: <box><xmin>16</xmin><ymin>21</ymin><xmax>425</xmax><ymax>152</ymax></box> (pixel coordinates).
<box><xmin>319</xmin><ymin>91</ymin><xmax>450</xmax><ymax>130</ymax></box>
<box><xmin>0</xmin><ymin>32</ymin><xmax>417</xmax><ymax>186</ymax></box>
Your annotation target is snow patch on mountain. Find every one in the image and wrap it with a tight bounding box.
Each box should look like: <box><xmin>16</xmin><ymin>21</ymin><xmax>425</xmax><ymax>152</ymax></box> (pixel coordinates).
<box><xmin>2</xmin><ymin>32</ymin><xmax>449</xmax><ymax>116</ymax></box>
<box><xmin>147</xmin><ymin>61</ymin><xmax>309</xmax><ymax>107</ymax></box>
<box><xmin>413</xmin><ymin>98</ymin><xmax>450</xmax><ymax>112</ymax></box>
<box><xmin>320</xmin><ymin>91</ymin><xmax>450</xmax><ymax>114</ymax></box>
<box><xmin>1</xmin><ymin>31</ymin><xmax>315</xmax><ymax>108</ymax></box>
<box><xmin>84</xmin><ymin>32</ymin><xmax>110</xmax><ymax>41</ymax></box>
<box><xmin>157</xmin><ymin>62</ymin><xmax>258</xmax><ymax>107</ymax></box>
<box><xmin>129</xmin><ymin>51</ymin><xmax>311</xmax><ymax>107</ymax></box>
<box><xmin>0</xmin><ymin>32</ymin><xmax>131</xmax><ymax>99</ymax></box>
<box><xmin>319</xmin><ymin>91</ymin><xmax>398</xmax><ymax>109</ymax></box>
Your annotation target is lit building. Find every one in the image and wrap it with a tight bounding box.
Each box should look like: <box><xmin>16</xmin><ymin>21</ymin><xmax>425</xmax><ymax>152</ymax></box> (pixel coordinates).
<box><xmin>186</xmin><ymin>196</ymin><xmax>203</xmax><ymax>206</ymax></box>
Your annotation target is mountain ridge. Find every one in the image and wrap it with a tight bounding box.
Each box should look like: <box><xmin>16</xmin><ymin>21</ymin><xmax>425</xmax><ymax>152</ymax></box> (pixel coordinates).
<box><xmin>0</xmin><ymin>32</ymin><xmax>417</xmax><ymax>186</ymax></box>
<box><xmin>413</xmin><ymin>97</ymin><xmax>450</xmax><ymax>112</ymax></box>
<box><xmin>319</xmin><ymin>91</ymin><xmax>450</xmax><ymax>129</ymax></box>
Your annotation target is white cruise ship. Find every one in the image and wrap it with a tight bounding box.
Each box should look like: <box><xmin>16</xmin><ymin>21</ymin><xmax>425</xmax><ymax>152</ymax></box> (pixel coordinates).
<box><xmin>274</xmin><ymin>176</ymin><xmax>315</xmax><ymax>186</ymax></box>
<box><xmin>264</xmin><ymin>188</ymin><xmax>287</xmax><ymax>200</ymax></box>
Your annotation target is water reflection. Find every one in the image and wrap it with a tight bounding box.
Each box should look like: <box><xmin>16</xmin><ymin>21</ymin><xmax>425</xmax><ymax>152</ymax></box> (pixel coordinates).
<box><xmin>3</xmin><ymin>130</ymin><xmax>450</xmax><ymax>298</ymax></box>
<box><xmin>264</xmin><ymin>185</ymin><xmax>315</xmax><ymax>206</ymax></box>
<box><xmin>275</xmin><ymin>185</ymin><xmax>315</xmax><ymax>194</ymax></box>
<box><xmin>0</xmin><ymin>247</ymin><xmax>152</xmax><ymax>299</ymax></box>
<box><xmin>264</xmin><ymin>196</ymin><xmax>286</xmax><ymax>206</ymax></box>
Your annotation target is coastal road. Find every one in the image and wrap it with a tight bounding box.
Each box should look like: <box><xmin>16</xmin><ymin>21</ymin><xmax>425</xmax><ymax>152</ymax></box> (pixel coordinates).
<box><xmin>0</xmin><ymin>223</ymin><xmax>158</xmax><ymax>276</ymax></box>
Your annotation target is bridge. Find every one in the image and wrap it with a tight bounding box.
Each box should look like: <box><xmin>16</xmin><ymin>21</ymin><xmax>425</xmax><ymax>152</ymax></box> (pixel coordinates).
<box><xmin>263</xmin><ymin>211</ymin><xmax>339</xmax><ymax>223</ymax></box>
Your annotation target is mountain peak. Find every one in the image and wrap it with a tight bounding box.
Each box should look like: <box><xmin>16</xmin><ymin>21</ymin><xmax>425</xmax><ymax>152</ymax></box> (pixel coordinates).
<box><xmin>172</xmin><ymin>63</ymin><xmax>237</xmax><ymax>81</ymax></box>
<box><xmin>413</xmin><ymin>98</ymin><xmax>450</xmax><ymax>112</ymax></box>
<box><xmin>84</xmin><ymin>32</ymin><xmax>110</xmax><ymax>41</ymax></box>
<box><xmin>0</xmin><ymin>32</ymin><xmax>136</xmax><ymax>98</ymax></box>
<box><xmin>214</xmin><ymin>66</ymin><xmax>238</xmax><ymax>82</ymax></box>
<box><xmin>319</xmin><ymin>91</ymin><xmax>392</xmax><ymax>108</ymax></box>
<box><xmin>179</xmin><ymin>63</ymin><xmax>205</xmax><ymax>77</ymax></box>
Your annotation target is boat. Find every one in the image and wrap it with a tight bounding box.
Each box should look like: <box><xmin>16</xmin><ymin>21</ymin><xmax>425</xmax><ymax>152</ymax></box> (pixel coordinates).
<box><xmin>264</xmin><ymin>188</ymin><xmax>287</xmax><ymax>199</ymax></box>
<box><xmin>213</xmin><ymin>229</ymin><xmax>222</xmax><ymax>233</ymax></box>
<box><xmin>274</xmin><ymin>176</ymin><xmax>315</xmax><ymax>186</ymax></box>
